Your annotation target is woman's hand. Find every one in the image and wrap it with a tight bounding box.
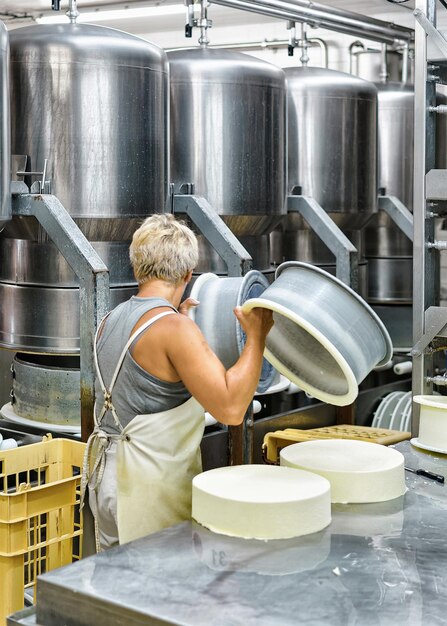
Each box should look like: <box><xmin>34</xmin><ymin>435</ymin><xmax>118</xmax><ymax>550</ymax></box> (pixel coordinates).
<box><xmin>233</xmin><ymin>306</ymin><xmax>274</xmax><ymax>341</ymax></box>
<box><xmin>179</xmin><ymin>298</ymin><xmax>200</xmax><ymax>316</ymax></box>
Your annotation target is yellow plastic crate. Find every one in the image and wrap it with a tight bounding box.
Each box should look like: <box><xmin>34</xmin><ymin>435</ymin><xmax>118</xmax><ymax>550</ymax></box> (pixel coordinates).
<box><xmin>262</xmin><ymin>424</ymin><xmax>411</xmax><ymax>464</ymax></box>
<box><xmin>0</xmin><ymin>435</ymin><xmax>86</xmax><ymax>626</ymax></box>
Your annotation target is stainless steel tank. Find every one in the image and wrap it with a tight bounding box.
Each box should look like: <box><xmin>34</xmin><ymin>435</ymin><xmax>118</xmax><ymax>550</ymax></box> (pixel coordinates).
<box><xmin>272</xmin><ymin>67</ymin><xmax>377</xmax><ymax>298</ymax></box>
<box><xmin>0</xmin><ymin>21</ymin><xmax>10</xmax><ymax>231</ymax></box>
<box><xmin>1</xmin><ymin>23</ymin><xmax>169</xmax><ymax>353</ymax></box>
<box><xmin>364</xmin><ymin>84</ymin><xmax>413</xmax><ymax>306</ymax></box>
<box><xmin>168</xmin><ymin>48</ymin><xmax>286</xmax><ymax>271</ymax></box>
<box><xmin>286</xmin><ymin>67</ymin><xmax>377</xmax><ymax>229</ymax></box>
<box><xmin>363</xmin><ymin>83</ymin><xmax>447</xmax><ymax>350</ymax></box>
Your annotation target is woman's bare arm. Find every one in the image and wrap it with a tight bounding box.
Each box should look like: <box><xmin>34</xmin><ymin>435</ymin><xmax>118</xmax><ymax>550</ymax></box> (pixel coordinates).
<box><xmin>165</xmin><ymin>307</ymin><xmax>273</xmax><ymax>425</ymax></box>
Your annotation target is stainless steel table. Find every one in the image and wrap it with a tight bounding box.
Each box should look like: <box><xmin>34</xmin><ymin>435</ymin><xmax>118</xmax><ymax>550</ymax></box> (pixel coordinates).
<box><xmin>8</xmin><ymin>441</ymin><xmax>447</xmax><ymax>626</ymax></box>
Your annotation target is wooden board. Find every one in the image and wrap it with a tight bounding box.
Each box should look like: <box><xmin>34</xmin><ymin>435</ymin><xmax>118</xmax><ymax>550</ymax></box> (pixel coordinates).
<box><xmin>262</xmin><ymin>424</ymin><xmax>411</xmax><ymax>464</ymax></box>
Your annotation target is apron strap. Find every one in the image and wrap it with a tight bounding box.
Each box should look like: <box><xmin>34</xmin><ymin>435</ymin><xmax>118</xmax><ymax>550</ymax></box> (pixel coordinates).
<box><xmin>93</xmin><ymin>312</ymin><xmax>112</xmax><ymax>412</ymax></box>
<box><xmin>80</xmin><ymin>428</ymin><xmax>122</xmax><ymax>510</ymax></box>
<box><xmin>94</xmin><ymin>309</ymin><xmax>177</xmax><ymax>430</ymax></box>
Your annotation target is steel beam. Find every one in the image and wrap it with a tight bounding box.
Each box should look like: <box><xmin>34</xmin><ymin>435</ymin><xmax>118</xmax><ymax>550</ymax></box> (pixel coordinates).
<box><xmin>287</xmin><ymin>195</ymin><xmax>359</xmax><ymax>290</ymax></box>
<box><xmin>173</xmin><ymin>194</ymin><xmax>253</xmax><ymax>277</ymax></box>
<box><xmin>378</xmin><ymin>196</ymin><xmax>413</xmax><ymax>242</ymax></box>
<box><xmin>12</xmin><ymin>193</ymin><xmax>110</xmax><ymax>441</ymax></box>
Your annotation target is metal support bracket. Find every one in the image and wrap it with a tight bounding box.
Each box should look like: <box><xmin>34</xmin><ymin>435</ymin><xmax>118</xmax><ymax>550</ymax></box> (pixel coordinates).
<box><xmin>426</xmin><ymin>169</ymin><xmax>447</xmax><ymax>200</ymax></box>
<box><xmin>411</xmin><ymin>306</ymin><xmax>447</xmax><ymax>357</ymax></box>
<box><xmin>173</xmin><ymin>194</ymin><xmax>253</xmax><ymax>277</ymax></box>
<box><xmin>287</xmin><ymin>195</ymin><xmax>359</xmax><ymax>290</ymax></box>
<box><xmin>12</xmin><ymin>193</ymin><xmax>110</xmax><ymax>441</ymax></box>
<box><xmin>378</xmin><ymin>195</ymin><xmax>414</xmax><ymax>241</ymax></box>
<box><xmin>414</xmin><ymin>8</ymin><xmax>447</xmax><ymax>60</ymax></box>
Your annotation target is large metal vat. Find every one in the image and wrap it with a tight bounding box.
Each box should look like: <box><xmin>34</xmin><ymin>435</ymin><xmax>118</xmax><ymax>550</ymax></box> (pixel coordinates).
<box><xmin>362</xmin><ymin>83</ymin><xmax>447</xmax><ymax>349</ymax></box>
<box><xmin>2</xmin><ymin>23</ymin><xmax>169</xmax><ymax>353</ymax></box>
<box><xmin>286</xmin><ymin>67</ymin><xmax>377</xmax><ymax>230</ymax></box>
<box><xmin>272</xmin><ymin>67</ymin><xmax>377</xmax><ymax>298</ymax></box>
<box><xmin>364</xmin><ymin>83</ymin><xmax>413</xmax><ymax>306</ymax></box>
<box><xmin>168</xmin><ymin>48</ymin><xmax>286</xmax><ymax>271</ymax></box>
<box><xmin>0</xmin><ymin>22</ymin><xmax>10</xmax><ymax>231</ymax></box>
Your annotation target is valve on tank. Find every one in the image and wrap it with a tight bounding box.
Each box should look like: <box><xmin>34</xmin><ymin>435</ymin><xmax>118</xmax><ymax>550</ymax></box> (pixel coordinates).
<box><xmin>184</xmin><ymin>0</ymin><xmax>212</xmax><ymax>45</ymax></box>
<box><xmin>49</xmin><ymin>0</ymin><xmax>79</xmax><ymax>22</ymax></box>
<box><xmin>287</xmin><ymin>21</ymin><xmax>311</xmax><ymax>64</ymax></box>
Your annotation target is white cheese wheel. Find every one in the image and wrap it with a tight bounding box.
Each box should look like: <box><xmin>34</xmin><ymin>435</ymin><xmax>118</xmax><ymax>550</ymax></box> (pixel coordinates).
<box><xmin>413</xmin><ymin>395</ymin><xmax>447</xmax><ymax>451</ymax></box>
<box><xmin>192</xmin><ymin>464</ymin><xmax>331</xmax><ymax>540</ymax></box>
<box><xmin>280</xmin><ymin>439</ymin><xmax>406</xmax><ymax>504</ymax></box>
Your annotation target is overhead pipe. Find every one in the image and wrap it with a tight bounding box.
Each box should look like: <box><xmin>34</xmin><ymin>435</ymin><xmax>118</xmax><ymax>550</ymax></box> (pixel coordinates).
<box><xmin>348</xmin><ymin>40</ymin><xmax>365</xmax><ymax>75</ymax></box>
<box><xmin>166</xmin><ymin>38</ymin><xmax>329</xmax><ymax>66</ymax></box>
<box><xmin>211</xmin><ymin>0</ymin><xmax>414</xmax><ymax>44</ymax></box>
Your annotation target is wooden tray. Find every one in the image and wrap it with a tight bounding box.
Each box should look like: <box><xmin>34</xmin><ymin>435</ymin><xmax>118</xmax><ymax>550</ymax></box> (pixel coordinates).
<box><xmin>262</xmin><ymin>424</ymin><xmax>411</xmax><ymax>464</ymax></box>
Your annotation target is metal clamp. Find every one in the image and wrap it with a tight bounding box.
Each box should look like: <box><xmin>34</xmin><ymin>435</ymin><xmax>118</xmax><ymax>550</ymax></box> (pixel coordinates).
<box><xmin>16</xmin><ymin>158</ymin><xmax>52</xmax><ymax>194</ymax></box>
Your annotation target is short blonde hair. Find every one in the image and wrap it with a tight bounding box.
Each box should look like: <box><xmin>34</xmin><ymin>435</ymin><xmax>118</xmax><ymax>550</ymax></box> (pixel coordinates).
<box><xmin>130</xmin><ymin>214</ymin><xmax>198</xmax><ymax>285</ymax></box>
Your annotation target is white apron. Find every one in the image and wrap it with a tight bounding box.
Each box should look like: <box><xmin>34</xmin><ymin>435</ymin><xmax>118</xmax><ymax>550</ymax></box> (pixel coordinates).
<box><xmin>81</xmin><ymin>310</ymin><xmax>205</xmax><ymax>548</ymax></box>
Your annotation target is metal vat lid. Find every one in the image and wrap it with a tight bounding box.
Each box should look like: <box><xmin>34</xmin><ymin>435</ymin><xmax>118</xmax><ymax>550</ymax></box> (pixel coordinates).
<box><xmin>284</xmin><ymin>66</ymin><xmax>377</xmax><ymax>100</ymax></box>
<box><xmin>10</xmin><ymin>23</ymin><xmax>168</xmax><ymax>72</ymax></box>
<box><xmin>168</xmin><ymin>47</ymin><xmax>285</xmax><ymax>87</ymax></box>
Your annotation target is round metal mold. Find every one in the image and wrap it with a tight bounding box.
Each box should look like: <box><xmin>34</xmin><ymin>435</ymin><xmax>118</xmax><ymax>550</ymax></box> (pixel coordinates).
<box><xmin>189</xmin><ymin>270</ymin><xmax>276</xmax><ymax>393</ymax></box>
<box><xmin>277</xmin><ymin>227</ymin><xmax>365</xmax><ymax>266</ymax></box>
<box><xmin>242</xmin><ymin>262</ymin><xmax>393</xmax><ymax>406</ymax></box>
<box><xmin>372</xmin><ymin>304</ymin><xmax>412</xmax><ymax>352</ymax></box>
<box><xmin>0</xmin><ymin>239</ymin><xmax>135</xmax><ymax>287</ymax></box>
<box><xmin>364</xmin><ymin>213</ymin><xmax>412</xmax><ymax>259</ymax></box>
<box><xmin>366</xmin><ymin>257</ymin><xmax>412</xmax><ymax>304</ymax></box>
<box><xmin>0</xmin><ymin>284</ymin><xmax>136</xmax><ymax>354</ymax></box>
<box><xmin>8</xmin><ymin>353</ymin><xmax>81</xmax><ymax>431</ymax></box>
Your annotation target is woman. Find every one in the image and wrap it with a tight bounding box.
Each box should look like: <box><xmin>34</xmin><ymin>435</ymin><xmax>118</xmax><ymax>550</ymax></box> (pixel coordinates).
<box><xmin>84</xmin><ymin>214</ymin><xmax>273</xmax><ymax>550</ymax></box>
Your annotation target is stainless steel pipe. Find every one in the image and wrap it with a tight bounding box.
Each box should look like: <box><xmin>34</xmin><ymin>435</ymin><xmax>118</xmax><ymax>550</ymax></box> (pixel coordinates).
<box><xmin>211</xmin><ymin>0</ymin><xmax>414</xmax><ymax>44</ymax></box>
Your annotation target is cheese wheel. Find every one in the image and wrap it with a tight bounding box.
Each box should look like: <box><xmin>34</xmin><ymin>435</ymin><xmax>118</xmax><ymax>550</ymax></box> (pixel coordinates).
<box><xmin>280</xmin><ymin>439</ymin><xmax>406</xmax><ymax>504</ymax></box>
<box><xmin>413</xmin><ymin>395</ymin><xmax>447</xmax><ymax>451</ymax></box>
<box><xmin>192</xmin><ymin>464</ymin><xmax>331</xmax><ymax>540</ymax></box>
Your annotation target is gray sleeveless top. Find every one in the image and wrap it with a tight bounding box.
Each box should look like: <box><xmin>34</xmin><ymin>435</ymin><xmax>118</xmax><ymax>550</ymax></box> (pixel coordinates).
<box><xmin>95</xmin><ymin>296</ymin><xmax>191</xmax><ymax>434</ymax></box>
